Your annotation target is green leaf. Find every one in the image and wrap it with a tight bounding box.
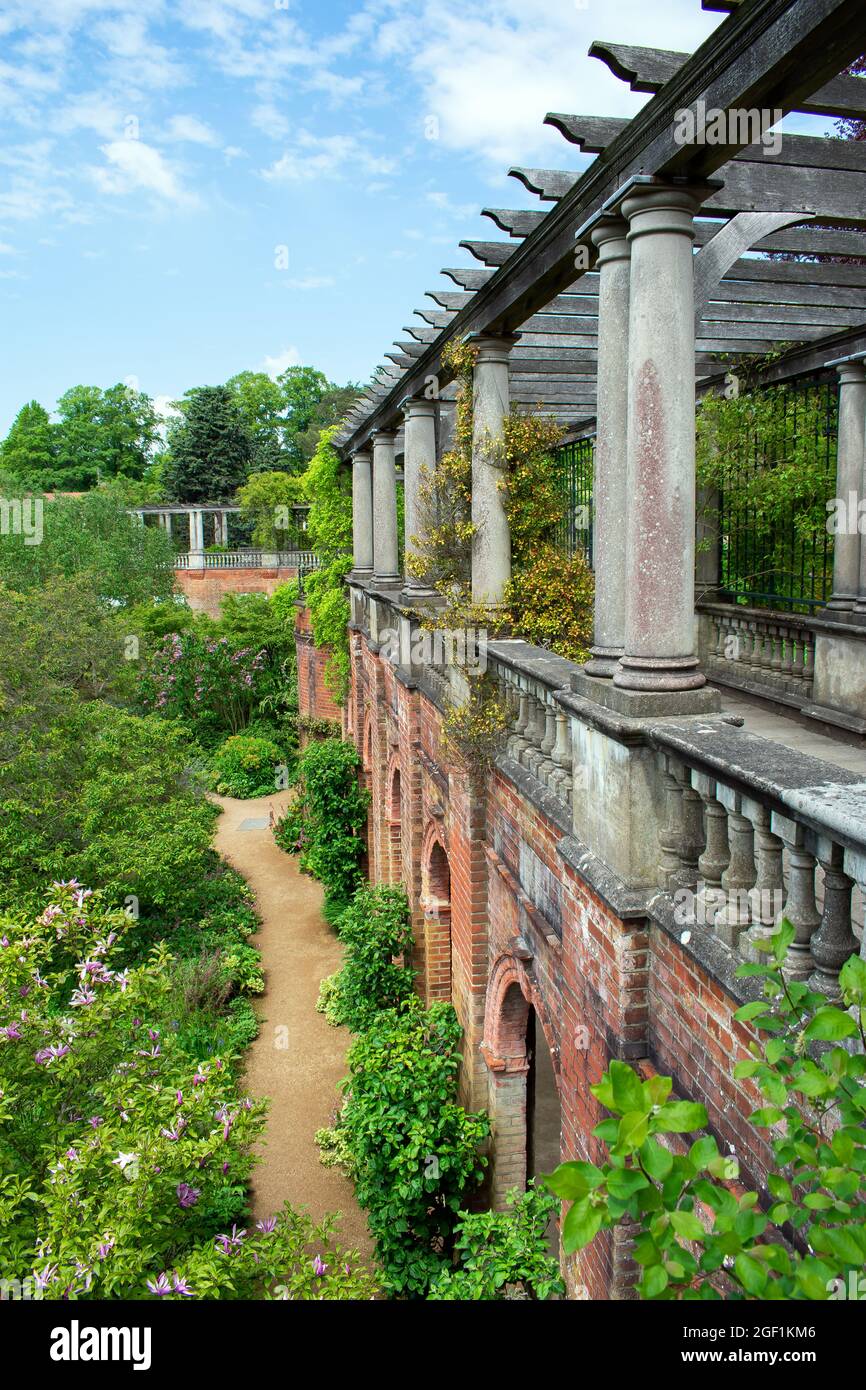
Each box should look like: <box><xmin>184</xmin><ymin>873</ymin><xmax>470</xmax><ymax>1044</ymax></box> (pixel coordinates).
<box><xmin>651</xmin><ymin>1101</ymin><xmax>707</xmax><ymax>1134</ymax></box>
<box><xmin>616</xmin><ymin>1111</ymin><xmax>649</xmax><ymax>1151</ymax></box>
<box><xmin>734</xmin><ymin>1000</ymin><xmax>771</xmax><ymax>1023</ymax></box>
<box><xmin>544</xmin><ymin>1161</ymin><xmax>604</xmax><ymax>1200</ymax></box>
<box><xmin>639</xmin><ymin>1137</ymin><xmax>674</xmax><ymax>1182</ymax></box>
<box><xmin>607</xmin><ymin>1167</ymin><xmax>650</xmax><ymax>1200</ymax></box>
<box><xmin>609</xmin><ymin>1060</ymin><xmax>647</xmax><ymax>1116</ymax></box>
<box><xmin>839</xmin><ymin>953</ymin><xmax>866</xmax><ymax>1004</ymax></box>
<box><xmin>804</xmin><ymin>1008</ymin><xmax>858</xmax><ymax>1042</ymax></box>
<box><xmin>734</xmin><ymin>1252</ymin><xmax>768</xmax><ymax>1296</ymax></box>
<box><xmin>562</xmin><ymin>1197</ymin><xmax>604</xmax><ymax>1253</ymax></box>
<box><xmin>749</xmin><ymin>1106</ymin><xmax>784</xmax><ymax>1127</ymax></box>
<box><xmin>641</xmin><ymin>1264</ymin><xmax>669</xmax><ymax>1298</ymax></box>
<box><xmin>689</xmin><ymin>1136</ymin><xmax>719</xmax><ymax>1170</ymax></box>
<box><xmin>670</xmin><ymin>1209</ymin><xmax>705</xmax><ymax>1242</ymax></box>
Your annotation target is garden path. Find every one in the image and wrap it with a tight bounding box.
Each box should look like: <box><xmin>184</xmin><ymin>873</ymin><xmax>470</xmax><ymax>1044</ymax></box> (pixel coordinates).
<box><xmin>212</xmin><ymin>791</ymin><xmax>371</xmax><ymax>1258</ymax></box>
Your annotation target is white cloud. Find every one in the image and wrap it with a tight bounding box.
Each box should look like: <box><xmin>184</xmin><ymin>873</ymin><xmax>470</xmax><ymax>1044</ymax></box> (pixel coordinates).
<box><xmin>261</xmin><ymin>130</ymin><xmax>396</xmax><ymax>183</ymax></box>
<box><xmin>58</xmin><ymin>92</ymin><xmax>124</xmax><ymax>138</ymax></box>
<box><xmin>163</xmin><ymin>114</ymin><xmax>219</xmax><ymax>145</ymax></box>
<box><xmin>260</xmin><ymin>346</ymin><xmax>302</xmax><ymax>378</ymax></box>
<box><xmin>89</xmin><ymin>138</ymin><xmax>198</xmax><ymax>207</ymax></box>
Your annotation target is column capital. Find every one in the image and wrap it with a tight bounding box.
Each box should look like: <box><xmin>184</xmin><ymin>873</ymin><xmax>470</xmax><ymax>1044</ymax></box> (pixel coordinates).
<box><xmin>620</xmin><ymin>180</ymin><xmax>715</xmax><ymax>242</ymax></box>
<box><xmin>351</xmin><ymin>446</ymin><xmax>372</xmax><ymax>464</ymax></box>
<box><xmin>372</xmin><ymin>428</ymin><xmax>397</xmax><ymax>444</ymax></box>
<box><xmin>400</xmin><ymin>395</ymin><xmax>437</xmax><ymax>419</ymax></box>
<box><xmin>466</xmin><ymin>332</ymin><xmax>520</xmax><ymax>365</ymax></box>
<box><xmin>589</xmin><ymin>214</ymin><xmax>630</xmax><ymax>262</ymax></box>
<box><xmin>835</xmin><ymin>359</ymin><xmax>866</xmax><ymax>387</ymax></box>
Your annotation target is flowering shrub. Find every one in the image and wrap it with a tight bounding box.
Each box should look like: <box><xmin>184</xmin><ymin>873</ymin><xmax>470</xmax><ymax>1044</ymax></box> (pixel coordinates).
<box><xmin>317</xmin><ymin>884</ymin><xmax>415</xmax><ymax>1030</ymax></box>
<box><xmin>139</xmin><ymin>632</ymin><xmax>268</xmax><ymax>743</ymax></box>
<box><xmin>0</xmin><ymin>885</ymin><xmax>375</xmax><ymax>1300</ymax></box>
<box><xmin>427</xmin><ymin>1184</ymin><xmax>564</xmax><ymax>1300</ymax></box>
<box><xmin>545</xmin><ymin>923</ymin><xmax>866</xmax><ymax>1301</ymax></box>
<box><xmin>275</xmin><ymin>738</ymin><xmax>369</xmax><ymax>917</ymax></box>
<box><xmin>210</xmin><ymin>734</ymin><xmax>284</xmax><ymax>798</ymax></box>
<box><xmin>317</xmin><ymin>999</ymin><xmax>489</xmax><ymax>1297</ymax></box>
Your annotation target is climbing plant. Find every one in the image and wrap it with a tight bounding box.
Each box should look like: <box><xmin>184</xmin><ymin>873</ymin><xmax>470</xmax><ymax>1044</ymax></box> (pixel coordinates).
<box><xmin>298</xmin><ymin>427</ymin><xmax>352</xmax><ymax>702</ymax></box>
<box><xmin>545</xmin><ymin>923</ymin><xmax>866</xmax><ymax>1300</ymax></box>
<box><xmin>427</xmin><ymin>1183</ymin><xmax>564</xmax><ymax>1301</ymax></box>
<box><xmin>317</xmin><ymin>883</ymin><xmax>415</xmax><ymax>1030</ymax></box>
<box><xmin>274</xmin><ymin>738</ymin><xmax>369</xmax><ymax>916</ymax></box>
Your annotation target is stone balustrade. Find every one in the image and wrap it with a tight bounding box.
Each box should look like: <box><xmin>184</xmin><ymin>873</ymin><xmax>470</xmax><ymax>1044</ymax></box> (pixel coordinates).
<box><xmin>174</xmin><ymin>549</ymin><xmax>319</xmax><ymax>571</ymax></box>
<box><xmin>699</xmin><ymin>602</ymin><xmax>816</xmax><ymax>707</ymax></box>
<box><xmin>647</xmin><ymin>722</ymin><xmax>866</xmax><ymax>1001</ymax></box>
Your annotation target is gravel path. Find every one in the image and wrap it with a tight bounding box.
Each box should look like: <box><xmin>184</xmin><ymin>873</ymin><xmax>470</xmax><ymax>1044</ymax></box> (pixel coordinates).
<box><xmin>212</xmin><ymin>791</ymin><xmax>372</xmax><ymax>1259</ymax></box>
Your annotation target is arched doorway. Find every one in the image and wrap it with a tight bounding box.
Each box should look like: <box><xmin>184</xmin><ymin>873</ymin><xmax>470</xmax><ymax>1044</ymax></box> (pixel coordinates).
<box><xmin>423</xmin><ymin>837</ymin><xmax>452</xmax><ymax>1001</ymax></box>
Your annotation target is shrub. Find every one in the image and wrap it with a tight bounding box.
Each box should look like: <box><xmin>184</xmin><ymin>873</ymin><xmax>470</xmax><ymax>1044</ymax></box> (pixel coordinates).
<box><xmin>427</xmin><ymin>1184</ymin><xmax>564</xmax><ymax>1300</ymax></box>
<box><xmin>317</xmin><ymin>884</ymin><xmax>415</xmax><ymax>1031</ymax></box>
<box><xmin>318</xmin><ymin>999</ymin><xmax>490</xmax><ymax>1297</ymax></box>
<box><xmin>211</xmin><ymin>733</ymin><xmax>285</xmax><ymax>798</ymax></box>
<box><xmin>138</xmin><ymin>632</ymin><xmax>268</xmax><ymax>744</ymax></box>
<box><xmin>274</xmin><ymin>738</ymin><xmax>369</xmax><ymax>916</ymax></box>
<box><xmin>0</xmin><ymin>885</ymin><xmax>376</xmax><ymax>1299</ymax></box>
<box><xmin>545</xmin><ymin>922</ymin><xmax>866</xmax><ymax>1301</ymax></box>
<box><xmin>504</xmin><ymin>543</ymin><xmax>594</xmax><ymax>662</ymax></box>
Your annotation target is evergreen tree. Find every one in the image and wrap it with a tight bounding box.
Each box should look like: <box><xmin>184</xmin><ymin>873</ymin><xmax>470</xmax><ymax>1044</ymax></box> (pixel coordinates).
<box><xmin>163</xmin><ymin>385</ymin><xmax>253</xmax><ymax>501</ymax></box>
<box><xmin>0</xmin><ymin>400</ymin><xmax>56</xmax><ymax>480</ymax></box>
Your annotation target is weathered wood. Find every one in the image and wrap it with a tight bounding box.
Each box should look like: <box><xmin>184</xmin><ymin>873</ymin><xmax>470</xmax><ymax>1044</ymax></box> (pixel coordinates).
<box><xmin>426</xmin><ymin>290</ymin><xmax>474</xmax><ymax>310</ymax></box>
<box><xmin>482</xmin><ymin>208</ymin><xmax>547</xmax><ymax>237</ymax></box>
<box><xmin>441</xmin><ymin>267</ymin><xmax>494</xmax><ymax>289</ymax></box>
<box><xmin>543</xmin><ymin>114</ymin><xmax>628</xmax><ymax>152</ymax></box>
<box><xmin>694</xmin><ymin>211</ymin><xmax>814</xmax><ymax>317</ymax></box>
<box><xmin>509</xmin><ymin>168</ymin><xmax>579</xmax><ymax>201</ymax></box>
<box><xmin>459</xmin><ymin>241</ymin><xmax>515</xmax><ymax>266</ymax></box>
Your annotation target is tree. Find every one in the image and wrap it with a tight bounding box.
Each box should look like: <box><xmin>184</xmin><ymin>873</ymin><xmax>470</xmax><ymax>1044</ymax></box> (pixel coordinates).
<box><xmin>54</xmin><ymin>383</ymin><xmax>158</xmax><ymax>485</ymax></box>
<box><xmin>163</xmin><ymin>386</ymin><xmax>253</xmax><ymax>502</ymax></box>
<box><xmin>236</xmin><ymin>470</ymin><xmax>302</xmax><ymax>547</ymax></box>
<box><xmin>226</xmin><ymin>371</ymin><xmax>290</xmax><ymax>473</ymax></box>
<box><xmin>276</xmin><ymin>367</ymin><xmax>360</xmax><ymax>469</ymax></box>
<box><xmin>0</xmin><ymin>491</ymin><xmax>175</xmax><ymax>605</ymax></box>
<box><xmin>0</xmin><ymin>400</ymin><xmax>56</xmax><ymax>480</ymax></box>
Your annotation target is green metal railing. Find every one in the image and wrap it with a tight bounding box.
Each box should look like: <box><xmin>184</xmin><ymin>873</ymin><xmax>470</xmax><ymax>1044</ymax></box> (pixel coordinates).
<box><xmin>551</xmin><ymin>436</ymin><xmax>594</xmax><ymax>564</ymax></box>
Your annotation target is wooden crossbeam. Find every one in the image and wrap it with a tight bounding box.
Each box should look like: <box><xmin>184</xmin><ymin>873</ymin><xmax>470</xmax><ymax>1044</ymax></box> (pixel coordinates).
<box><xmin>482</xmin><ymin>208</ymin><xmax>547</xmax><ymax>237</ymax></box>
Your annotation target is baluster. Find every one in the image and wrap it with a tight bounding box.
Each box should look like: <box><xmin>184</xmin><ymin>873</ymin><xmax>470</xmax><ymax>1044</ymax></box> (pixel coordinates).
<box><xmin>521</xmin><ymin>694</ymin><xmax>546</xmax><ymax>774</ymax></box>
<box><xmin>694</xmin><ymin>774</ymin><xmax>730</xmax><ymax>930</ymax></box>
<box><xmin>674</xmin><ymin>765</ymin><xmax>704</xmax><ymax>890</ymax></box>
<box><xmin>779</xmin><ymin>623</ymin><xmax>794</xmax><ymax>686</ymax></box>
<box><xmin>713</xmin><ymin>615</ymin><xmax>725</xmax><ymax>663</ymax></box>
<box><xmin>508</xmin><ymin>688</ymin><xmax>530</xmax><ymax>760</ymax></box>
<box><xmin>774</xmin><ymin>817</ymin><xmax>821</xmax><ymax>981</ymax></box>
<box><xmin>537</xmin><ymin>704</ymin><xmax>557</xmax><ymax>785</ymax></box>
<box><xmin>657</xmin><ymin>757</ymin><xmax>685</xmax><ymax>892</ymax></box>
<box><xmin>808</xmin><ymin>842</ymin><xmax>857</xmax><ymax>1002</ymax></box>
<box><xmin>550</xmin><ymin>710</ymin><xmax>573</xmax><ymax>807</ymax></box>
<box><xmin>715</xmin><ymin>789</ymin><xmax>756</xmax><ymax>948</ymax></box>
<box><xmin>802</xmin><ymin>632</ymin><xmax>815</xmax><ymax>691</ymax></box>
<box><xmin>740</xmin><ymin>805</ymin><xmax>785</xmax><ymax>960</ymax></box>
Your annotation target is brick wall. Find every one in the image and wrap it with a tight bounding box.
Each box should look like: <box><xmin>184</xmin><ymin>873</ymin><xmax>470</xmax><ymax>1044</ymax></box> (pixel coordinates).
<box><xmin>294</xmin><ymin>605</ymin><xmax>343</xmax><ymax>726</ymax></box>
<box><xmin>350</xmin><ymin>628</ymin><xmax>770</xmax><ymax>1300</ymax></box>
<box><xmin>175</xmin><ymin>564</ymin><xmax>299</xmax><ymax>620</ymax></box>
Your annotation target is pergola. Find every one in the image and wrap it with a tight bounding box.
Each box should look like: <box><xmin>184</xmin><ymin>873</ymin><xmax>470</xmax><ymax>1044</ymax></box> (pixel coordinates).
<box><xmin>336</xmin><ymin>0</ymin><xmax>866</xmax><ymax>704</ymax></box>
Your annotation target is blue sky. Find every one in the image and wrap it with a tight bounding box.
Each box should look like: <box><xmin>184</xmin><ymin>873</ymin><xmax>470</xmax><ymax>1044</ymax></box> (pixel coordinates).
<box><xmin>0</xmin><ymin>0</ymin><xmax>731</xmax><ymax>433</ymax></box>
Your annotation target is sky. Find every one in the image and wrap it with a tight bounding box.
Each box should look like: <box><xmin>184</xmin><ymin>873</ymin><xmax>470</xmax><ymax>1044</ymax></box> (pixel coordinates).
<box><xmin>0</xmin><ymin>0</ymin><xmax>733</xmax><ymax>433</ymax></box>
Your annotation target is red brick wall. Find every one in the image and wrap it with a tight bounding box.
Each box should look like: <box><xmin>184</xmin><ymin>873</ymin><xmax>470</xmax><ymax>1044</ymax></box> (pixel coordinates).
<box><xmin>175</xmin><ymin>565</ymin><xmax>299</xmax><ymax>619</ymax></box>
<box><xmin>351</xmin><ymin>630</ymin><xmax>769</xmax><ymax>1300</ymax></box>
<box><xmin>294</xmin><ymin>605</ymin><xmax>343</xmax><ymax>726</ymax></box>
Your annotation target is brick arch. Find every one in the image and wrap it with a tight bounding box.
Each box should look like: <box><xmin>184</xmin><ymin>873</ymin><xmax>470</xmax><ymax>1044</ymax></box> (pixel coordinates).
<box><xmin>482</xmin><ymin>953</ymin><xmax>562</xmax><ymax>1207</ymax></box>
<box><xmin>482</xmin><ymin>953</ymin><xmax>560</xmax><ymax>1079</ymax></box>
<box><xmin>386</xmin><ymin>755</ymin><xmax>403</xmax><ymax>885</ymax></box>
<box><xmin>420</xmin><ymin>822</ymin><xmax>451</xmax><ymax>1001</ymax></box>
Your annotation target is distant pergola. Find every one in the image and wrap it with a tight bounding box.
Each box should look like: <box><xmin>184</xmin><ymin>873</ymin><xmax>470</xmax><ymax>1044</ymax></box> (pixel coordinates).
<box><xmin>333</xmin><ymin>0</ymin><xmax>866</xmax><ymax>450</ymax></box>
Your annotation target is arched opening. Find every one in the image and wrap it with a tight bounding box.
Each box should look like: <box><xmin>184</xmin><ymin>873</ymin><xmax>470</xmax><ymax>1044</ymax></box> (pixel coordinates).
<box><xmin>525</xmin><ymin>1005</ymin><xmax>562</xmax><ymax>1253</ymax></box>
<box><xmin>388</xmin><ymin>767</ymin><xmax>403</xmax><ymax>884</ymax></box>
<box><xmin>423</xmin><ymin>838</ymin><xmax>452</xmax><ymax>1001</ymax></box>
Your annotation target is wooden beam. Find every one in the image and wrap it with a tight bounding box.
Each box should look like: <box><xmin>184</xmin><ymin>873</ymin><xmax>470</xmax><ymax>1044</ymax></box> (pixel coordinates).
<box><xmin>482</xmin><ymin>208</ymin><xmax>547</xmax><ymax>237</ymax></box>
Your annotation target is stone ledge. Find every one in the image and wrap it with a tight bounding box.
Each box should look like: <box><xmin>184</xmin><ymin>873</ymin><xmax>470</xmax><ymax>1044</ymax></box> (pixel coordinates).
<box><xmin>571</xmin><ymin>670</ymin><xmax>722</xmax><ymax>718</ymax></box>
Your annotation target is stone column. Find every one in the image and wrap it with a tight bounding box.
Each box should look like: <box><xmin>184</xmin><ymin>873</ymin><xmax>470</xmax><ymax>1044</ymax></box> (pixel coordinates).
<box><xmin>585</xmin><ymin>216</ymin><xmax>630</xmax><ymax>677</ymax></box>
<box><xmin>615</xmin><ymin>183</ymin><xmax>707</xmax><ymax>693</ymax></box>
<box><xmin>470</xmin><ymin>334</ymin><xmax>516</xmax><ymax>606</ymax></box>
<box><xmin>372</xmin><ymin>430</ymin><xmax>399</xmax><ymax>582</ymax></box>
<box><xmin>351</xmin><ymin>449</ymin><xmax>373</xmax><ymax>575</ymax></box>
<box><xmin>827</xmin><ymin>359</ymin><xmax>866</xmax><ymax>611</ymax></box>
<box><xmin>401</xmin><ymin>397</ymin><xmax>437</xmax><ymax>595</ymax></box>
<box><xmin>189</xmin><ymin>508</ymin><xmax>205</xmax><ymax>570</ymax></box>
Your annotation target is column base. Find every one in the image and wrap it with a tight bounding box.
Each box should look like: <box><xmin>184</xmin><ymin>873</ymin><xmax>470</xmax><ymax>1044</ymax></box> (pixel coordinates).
<box><xmin>823</xmin><ymin>594</ymin><xmax>857</xmax><ymax>612</ymax></box>
<box><xmin>584</xmin><ymin>644</ymin><xmax>623</xmax><ymax>679</ymax></box>
<box><xmin>614</xmin><ymin>654</ymin><xmax>707</xmax><ymax>693</ymax></box>
<box><xmin>571</xmin><ymin>669</ymin><xmax>720</xmax><ymax>717</ymax></box>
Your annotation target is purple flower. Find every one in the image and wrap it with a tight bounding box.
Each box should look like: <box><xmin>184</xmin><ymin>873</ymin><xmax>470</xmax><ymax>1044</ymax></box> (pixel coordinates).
<box><xmin>2</xmin><ymin>1024</ymin><xmax>22</xmax><ymax>1041</ymax></box>
<box><xmin>312</xmin><ymin>1255</ymin><xmax>328</xmax><ymax>1278</ymax></box>
<box><xmin>97</xmin><ymin>1240</ymin><xmax>115</xmax><ymax>1260</ymax></box>
<box><xmin>256</xmin><ymin>1216</ymin><xmax>277</xmax><ymax>1234</ymax></box>
<box><xmin>33</xmin><ymin>1264</ymin><xmax>58</xmax><ymax>1291</ymax></box>
<box><xmin>146</xmin><ymin>1273</ymin><xmax>172</xmax><ymax>1297</ymax></box>
<box><xmin>176</xmin><ymin>1183</ymin><xmax>200</xmax><ymax>1209</ymax></box>
<box><xmin>172</xmin><ymin>1274</ymin><xmax>194</xmax><ymax>1297</ymax></box>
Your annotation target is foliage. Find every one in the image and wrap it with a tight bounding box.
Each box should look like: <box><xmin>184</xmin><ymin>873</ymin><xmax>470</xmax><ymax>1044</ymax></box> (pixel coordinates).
<box><xmin>274</xmin><ymin>738</ymin><xmax>369</xmax><ymax>915</ymax></box>
<box><xmin>0</xmin><ymin>491</ymin><xmax>175</xmax><ymax>605</ymax></box>
<box><xmin>279</xmin><ymin>366</ymin><xmax>360</xmax><ymax>469</ymax></box>
<box><xmin>317</xmin><ymin>885</ymin><xmax>415</xmax><ymax>1031</ymax></box>
<box><xmin>236</xmin><ymin>470</ymin><xmax>303</xmax><ymax>547</ymax></box>
<box><xmin>298</xmin><ymin>427</ymin><xmax>353</xmax><ymax>701</ymax></box>
<box><xmin>0</xmin><ymin>700</ymin><xmax>216</xmax><ymax>919</ymax></box>
<box><xmin>0</xmin><ymin>400</ymin><xmax>55</xmax><ymax>481</ymax></box>
<box><xmin>545</xmin><ymin>922</ymin><xmax>866</xmax><ymax>1301</ymax></box>
<box><xmin>696</xmin><ymin>383</ymin><xmax>836</xmax><ymax>607</ymax></box>
<box><xmin>226</xmin><ymin>371</ymin><xmax>289</xmax><ymax>474</ymax></box>
<box><xmin>164</xmin><ymin>386</ymin><xmax>252</xmax><ymax>502</ymax></box>
<box><xmin>0</xmin><ymin>886</ymin><xmax>375</xmax><ymax>1300</ymax></box>
<box><xmin>210</xmin><ymin>734</ymin><xmax>284</xmax><ymax>799</ymax></box>
<box><xmin>504</xmin><ymin>544</ymin><xmax>594</xmax><ymax>662</ymax></box>
<box><xmin>407</xmin><ymin>339</ymin><xmax>475</xmax><ymax>594</ymax></box>
<box><xmin>139</xmin><ymin>632</ymin><xmax>268</xmax><ymax>742</ymax></box>
<box><xmin>318</xmin><ymin>998</ymin><xmax>490</xmax><ymax>1296</ymax></box>
<box><xmin>427</xmin><ymin>1184</ymin><xmax>564</xmax><ymax>1300</ymax></box>
<box><xmin>440</xmin><ymin>670</ymin><xmax>509</xmax><ymax>770</ymax></box>
<box><xmin>1</xmin><ymin>386</ymin><xmax>158</xmax><ymax>491</ymax></box>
